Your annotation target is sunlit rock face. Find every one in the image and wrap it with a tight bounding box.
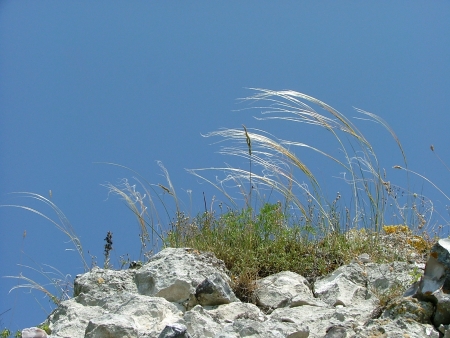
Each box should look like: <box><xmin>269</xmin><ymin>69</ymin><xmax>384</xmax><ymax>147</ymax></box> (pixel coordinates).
<box><xmin>22</xmin><ymin>247</ymin><xmax>448</xmax><ymax>338</ymax></box>
<box><xmin>413</xmin><ymin>238</ymin><xmax>450</xmax><ymax>327</ymax></box>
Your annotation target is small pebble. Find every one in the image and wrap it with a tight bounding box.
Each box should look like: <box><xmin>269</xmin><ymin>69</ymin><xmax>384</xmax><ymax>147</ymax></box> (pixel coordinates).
<box><xmin>357</xmin><ymin>253</ymin><xmax>371</xmax><ymax>263</ymax></box>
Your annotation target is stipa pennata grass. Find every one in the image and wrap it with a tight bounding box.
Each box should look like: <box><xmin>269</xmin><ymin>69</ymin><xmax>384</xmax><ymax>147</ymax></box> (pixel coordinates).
<box><xmin>178</xmin><ymin>88</ymin><xmax>447</xmax><ymax>297</ymax></box>
<box><xmin>0</xmin><ymin>192</ymin><xmax>88</xmax><ymax>271</ymax></box>
<box><xmin>5</xmin><ymin>263</ymin><xmax>73</xmax><ymax>307</ymax></box>
<box><xmin>102</xmin><ymin>160</ymin><xmax>186</xmax><ymax>258</ymax></box>
<box><xmin>188</xmin><ymin>89</ymin><xmax>411</xmax><ymax>237</ymax></box>
<box><xmin>1</xmin><ymin>192</ymin><xmax>86</xmax><ymax>322</ymax></box>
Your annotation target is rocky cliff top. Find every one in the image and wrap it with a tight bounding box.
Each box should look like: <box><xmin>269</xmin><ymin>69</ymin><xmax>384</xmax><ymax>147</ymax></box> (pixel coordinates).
<box><xmin>21</xmin><ymin>239</ymin><xmax>450</xmax><ymax>338</ymax></box>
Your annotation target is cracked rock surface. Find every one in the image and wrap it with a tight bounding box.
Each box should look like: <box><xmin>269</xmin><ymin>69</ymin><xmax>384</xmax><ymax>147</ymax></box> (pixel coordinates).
<box><xmin>24</xmin><ymin>245</ymin><xmax>450</xmax><ymax>337</ymax></box>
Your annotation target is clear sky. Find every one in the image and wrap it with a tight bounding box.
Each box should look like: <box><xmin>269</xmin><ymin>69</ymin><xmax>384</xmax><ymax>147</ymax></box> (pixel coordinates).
<box><xmin>1</xmin><ymin>1</ymin><xmax>450</xmax><ymax>331</ymax></box>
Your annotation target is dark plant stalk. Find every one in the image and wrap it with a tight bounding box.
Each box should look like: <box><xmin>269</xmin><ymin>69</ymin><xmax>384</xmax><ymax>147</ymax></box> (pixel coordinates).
<box><xmin>243</xmin><ymin>124</ymin><xmax>252</xmax><ymax>208</ymax></box>
<box><xmin>104</xmin><ymin>231</ymin><xmax>113</xmax><ymax>269</ymax></box>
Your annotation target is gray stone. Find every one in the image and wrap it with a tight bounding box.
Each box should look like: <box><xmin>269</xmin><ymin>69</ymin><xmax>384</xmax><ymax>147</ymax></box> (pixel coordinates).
<box><xmin>217</xmin><ymin>319</ymin><xmax>309</xmax><ymax>338</ymax></box>
<box><xmin>183</xmin><ymin>305</ymin><xmax>222</xmax><ymax>337</ymax></box>
<box><xmin>365</xmin><ymin>261</ymin><xmax>419</xmax><ymax>293</ymax></box>
<box><xmin>134</xmin><ymin>248</ymin><xmax>231</xmax><ymax>305</ymax></box>
<box><xmin>382</xmin><ymin>296</ymin><xmax>434</xmax><ymax>324</ymax></box>
<box><xmin>206</xmin><ymin>302</ymin><xmax>266</xmax><ymax>324</ymax></box>
<box><xmin>351</xmin><ymin>253</ymin><xmax>371</xmax><ymax>264</ymax></box>
<box><xmin>356</xmin><ymin>317</ymin><xmax>440</xmax><ymax>337</ymax></box>
<box><xmin>84</xmin><ymin>313</ymin><xmax>139</xmax><ymax>338</ymax></box>
<box><xmin>255</xmin><ymin>271</ymin><xmax>319</xmax><ymax>311</ymax></box>
<box><xmin>324</xmin><ymin>325</ymin><xmax>347</xmax><ymax>338</ymax></box>
<box><xmin>196</xmin><ymin>272</ymin><xmax>239</xmax><ymax>306</ymax></box>
<box><xmin>413</xmin><ymin>238</ymin><xmax>450</xmax><ymax>327</ymax></box>
<box><xmin>270</xmin><ymin>305</ymin><xmax>363</xmax><ymax>337</ymax></box>
<box><xmin>314</xmin><ymin>263</ymin><xmax>378</xmax><ymax>312</ymax></box>
<box><xmin>158</xmin><ymin>323</ymin><xmax>191</xmax><ymax>338</ymax></box>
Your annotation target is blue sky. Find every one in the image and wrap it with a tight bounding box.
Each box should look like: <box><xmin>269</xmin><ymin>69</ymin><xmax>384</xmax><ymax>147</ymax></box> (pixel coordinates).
<box><xmin>1</xmin><ymin>1</ymin><xmax>450</xmax><ymax>331</ymax></box>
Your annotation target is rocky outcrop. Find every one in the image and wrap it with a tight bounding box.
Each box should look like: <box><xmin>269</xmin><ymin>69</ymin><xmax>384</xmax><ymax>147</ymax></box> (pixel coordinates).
<box><xmin>24</xmin><ymin>246</ymin><xmax>449</xmax><ymax>337</ymax></box>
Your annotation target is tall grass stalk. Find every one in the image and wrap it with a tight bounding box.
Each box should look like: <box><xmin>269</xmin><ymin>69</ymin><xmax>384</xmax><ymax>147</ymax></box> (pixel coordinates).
<box><xmin>102</xmin><ymin>161</ymin><xmax>184</xmax><ymax>258</ymax></box>
<box><xmin>0</xmin><ymin>193</ymin><xmax>84</xmax><ymax>328</ymax></box>
<box><xmin>394</xmin><ymin>165</ymin><xmax>450</xmax><ymax>202</ymax></box>
<box><xmin>188</xmin><ymin>89</ymin><xmax>410</xmax><ymax>236</ymax></box>
<box><xmin>168</xmin><ymin>89</ymin><xmax>440</xmax><ymax>300</ymax></box>
<box><xmin>0</xmin><ymin>192</ymin><xmax>88</xmax><ymax>271</ymax></box>
<box><xmin>5</xmin><ymin>263</ymin><xmax>72</xmax><ymax>307</ymax></box>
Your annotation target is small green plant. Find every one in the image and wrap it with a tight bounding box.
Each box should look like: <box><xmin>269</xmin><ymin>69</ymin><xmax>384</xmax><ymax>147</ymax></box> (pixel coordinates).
<box><xmin>0</xmin><ymin>329</ymin><xmax>20</xmax><ymax>338</ymax></box>
<box><xmin>371</xmin><ymin>281</ymin><xmax>408</xmax><ymax>310</ymax></box>
<box><xmin>409</xmin><ymin>266</ymin><xmax>422</xmax><ymax>284</ymax></box>
<box><xmin>37</xmin><ymin>323</ymin><xmax>51</xmax><ymax>335</ymax></box>
<box><xmin>1</xmin><ymin>329</ymin><xmax>11</xmax><ymax>338</ymax></box>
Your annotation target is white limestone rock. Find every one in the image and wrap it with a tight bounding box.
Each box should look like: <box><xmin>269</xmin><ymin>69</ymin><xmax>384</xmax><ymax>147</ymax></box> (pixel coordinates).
<box><xmin>77</xmin><ymin>291</ymin><xmax>184</xmax><ymax>337</ymax></box>
<box><xmin>74</xmin><ymin>266</ymin><xmax>138</xmax><ymax>305</ymax></box>
<box><xmin>27</xmin><ymin>246</ymin><xmax>446</xmax><ymax>338</ymax></box>
<box><xmin>270</xmin><ymin>305</ymin><xmax>364</xmax><ymax>337</ymax></box>
<box><xmin>255</xmin><ymin>271</ymin><xmax>325</xmax><ymax>311</ymax></box>
<box><xmin>84</xmin><ymin>313</ymin><xmax>139</xmax><ymax>338</ymax></box>
<box><xmin>135</xmin><ymin>248</ymin><xmax>231</xmax><ymax>306</ymax></box>
<box><xmin>110</xmin><ymin>294</ymin><xmax>184</xmax><ymax>335</ymax></box>
<box><xmin>183</xmin><ymin>305</ymin><xmax>223</xmax><ymax>337</ymax></box>
<box><xmin>22</xmin><ymin>327</ymin><xmax>48</xmax><ymax>338</ymax></box>
<box><xmin>356</xmin><ymin>317</ymin><xmax>440</xmax><ymax>337</ymax></box>
<box><xmin>46</xmin><ymin>298</ymin><xmax>107</xmax><ymax>338</ymax></box>
<box><xmin>217</xmin><ymin>319</ymin><xmax>309</xmax><ymax>338</ymax></box>
<box><xmin>314</xmin><ymin>263</ymin><xmax>378</xmax><ymax>313</ymax></box>
<box><xmin>206</xmin><ymin>302</ymin><xmax>266</xmax><ymax>324</ymax></box>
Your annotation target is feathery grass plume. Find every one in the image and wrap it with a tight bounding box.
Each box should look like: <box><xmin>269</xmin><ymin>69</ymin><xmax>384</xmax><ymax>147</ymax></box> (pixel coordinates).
<box><xmin>188</xmin><ymin>89</ymin><xmax>412</xmax><ymax>236</ymax></box>
<box><xmin>5</xmin><ymin>263</ymin><xmax>72</xmax><ymax>307</ymax></box>
<box><xmin>102</xmin><ymin>161</ymin><xmax>184</xmax><ymax>257</ymax></box>
<box><xmin>187</xmin><ymin>128</ymin><xmax>324</xmax><ymax>226</ymax></box>
<box><xmin>393</xmin><ymin>165</ymin><xmax>450</xmax><ymax>202</ymax></box>
<box><xmin>0</xmin><ymin>192</ymin><xmax>88</xmax><ymax>271</ymax></box>
<box><xmin>4</xmin><ymin>258</ymin><xmax>73</xmax><ymax>325</ymax></box>
<box><xmin>392</xmin><ymin>164</ymin><xmax>450</xmax><ymax>234</ymax></box>
<box><xmin>243</xmin><ymin>89</ymin><xmax>388</xmax><ymax>230</ymax></box>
